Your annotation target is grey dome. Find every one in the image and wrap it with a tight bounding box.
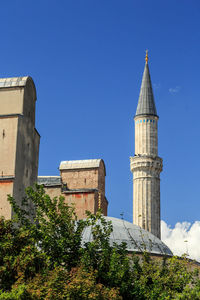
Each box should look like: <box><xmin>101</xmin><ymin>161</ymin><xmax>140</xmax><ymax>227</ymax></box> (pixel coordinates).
<box><xmin>82</xmin><ymin>216</ymin><xmax>172</xmax><ymax>256</ymax></box>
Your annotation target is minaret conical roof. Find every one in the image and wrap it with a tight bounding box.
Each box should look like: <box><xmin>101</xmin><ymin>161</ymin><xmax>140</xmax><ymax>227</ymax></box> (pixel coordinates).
<box><xmin>135</xmin><ymin>54</ymin><xmax>157</xmax><ymax>117</ymax></box>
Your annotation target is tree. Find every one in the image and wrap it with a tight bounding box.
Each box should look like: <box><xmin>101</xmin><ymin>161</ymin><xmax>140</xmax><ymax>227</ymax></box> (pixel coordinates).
<box><xmin>0</xmin><ymin>184</ymin><xmax>200</xmax><ymax>299</ymax></box>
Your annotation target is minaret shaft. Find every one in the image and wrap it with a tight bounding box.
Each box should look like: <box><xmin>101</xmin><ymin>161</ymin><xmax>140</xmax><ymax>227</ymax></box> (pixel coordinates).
<box><xmin>130</xmin><ymin>57</ymin><xmax>162</xmax><ymax>239</ymax></box>
<box><xmin>135</xmin><ymin>116</ymin><xmax>158</xmax><ymax>156</ymax></box>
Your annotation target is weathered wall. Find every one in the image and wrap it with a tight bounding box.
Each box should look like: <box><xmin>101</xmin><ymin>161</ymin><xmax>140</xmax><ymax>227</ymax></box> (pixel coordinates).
<box><xmin>61</xmin><ymin>169</ymin><xmax>99</xmax><ymax>190</ymax></box>
<box><xmin>98</xmin><ymin>160</ymin><xmax>105</xmax><ymax>195</ymax></box>
<box><xmin>100</xmin><ymin>196</ymin><xmax>108</xmax><ymax>216</ymax></box>
<box><xmin>43</xmin><ymin>186</ymin><xmax>62</xmax><ymax>199</ymax></box>
<box><xmin>0</xmin><ymin>116</ymin><xmax>18</xmax><ymax>176</ymax></box>
<box><xmin>63</xmin><ymin>192</ymin><xmax>96</xmax><ymax>219</ymax></box>
<box><xmin>41</xmin><ymin>160</ymin><xmax>108</xmax><ymax>219</ymax></box>
<box><xmin>60</xmin><ymin>161</ymin><xmax>107</xmax><ymax>217</ymax></box>
<box><xmin>60</xmin><ymin>161</ymin><xmax>106</xmax><ymax>192</ymax></box>
<box><xmin>13</xmin><ymin>116</ymin><xmax>40</xmax><ymax>213</ymax></box>
<box><xmin>0</xmin><ymin>88</ymin><xmax>24</xmax><ymax>115</ymax></box>
<box><xmin>23</xmin><ymin>79</ymin><xmax>36</xmax><ymax>126</ymax></box>
<box><xmin>43</xmin><ymin>186</ymin><xmax>96</xmax><ymax>219</ymax></box>
<box><xmin>0</xmin><ymin>180</ymin><xmax>13</xmax><ymax>219</ymax></box>
<box><xmin>43</xmin><ymin>185</ymin><xmax>107</xmax><ymax>218</ymax></box>
<box><xmin>0</xmin><ymin>77</ymin><xmax>40</xmax><ymax>219</ymax></box>
<box><xmin>13</xmin><ymin>79</ymin><xmax>39</xmax><ymax>216</ymax></box>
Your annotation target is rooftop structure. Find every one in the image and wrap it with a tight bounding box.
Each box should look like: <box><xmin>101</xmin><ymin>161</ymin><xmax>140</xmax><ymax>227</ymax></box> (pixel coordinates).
<box><xmin>60</xmin><ymin>159</ymin><xmax>106</xmax><ymax>174</ymax></box>
<box><xmin>39</xmin><ymin>159</ymin><xmax>108</xmax><ymax>219</ymax></box>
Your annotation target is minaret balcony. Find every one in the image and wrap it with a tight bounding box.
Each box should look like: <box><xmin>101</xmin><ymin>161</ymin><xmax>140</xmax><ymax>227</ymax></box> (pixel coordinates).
<box><xmin>130</xmin><ymin>155</ymin><xmax>163</xmax><ymax>174</ymax></box>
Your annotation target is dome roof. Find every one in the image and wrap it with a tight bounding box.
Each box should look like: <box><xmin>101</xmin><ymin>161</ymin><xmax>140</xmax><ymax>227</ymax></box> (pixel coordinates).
<box><xmin>82</xmin><ymin>216</ymin><xmax>172</xmax><ymax>256</ymax></box>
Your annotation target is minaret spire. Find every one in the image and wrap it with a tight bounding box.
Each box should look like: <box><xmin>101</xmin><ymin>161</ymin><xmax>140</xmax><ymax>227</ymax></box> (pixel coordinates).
<box><xmin>145</xmin><ymin>49</ymin><xmax>148</xmax><ymax>64</ymax></box>
<box><xmin>130</xmin><ymin>53</ymin><xmax>163</xmax><ymax>239</ymax></box>
<box><xmin>136</xmin><ymin>51</ymin><xmax>157</xmax><ymax>117</ymax></box>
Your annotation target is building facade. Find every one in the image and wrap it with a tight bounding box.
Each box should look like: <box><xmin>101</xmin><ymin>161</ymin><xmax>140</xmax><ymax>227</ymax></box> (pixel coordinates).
<box><xmin>38</xmin><ymin>159</ymin><xmax>108</xmax><ymax>219</ymax></box>
<box><xmin>130</xmin><ymin>53</ymin><xmax>162</xmax><ymax>238</ymax></box>
<box><xmin>0</xmin><ymin>77</ymin><xmax>40</xmax><ymax>219</ymax></box>
<box><xmin>0</xmin><ymin>56</ymin><xmax>162</xmax><ymax>238</ymax></box>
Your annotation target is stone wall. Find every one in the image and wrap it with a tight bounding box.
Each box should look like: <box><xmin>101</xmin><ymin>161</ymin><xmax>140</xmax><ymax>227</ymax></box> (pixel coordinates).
<box><xmin>0</xmin><ymin>77</ymin><xmax>40</xmax><ymax>219</ymax></box>
<box><xmin>61</xmin><ymin>169</ymin><xmax>99</xmax><ymax>190</ymax></box>
<box><xmin>0</xmin><ymin>179</ymin><xmax>13</xmax><ymax>219</ymax></box>
<box><xmin>39</xmin><ymin>159</ymin><xmax>108</xmax><ymax>220</ymax></box>
<box><xmin>63</xmin><ymin>192</ymin><xmax>96</xmax><ymax>219</ymax></box>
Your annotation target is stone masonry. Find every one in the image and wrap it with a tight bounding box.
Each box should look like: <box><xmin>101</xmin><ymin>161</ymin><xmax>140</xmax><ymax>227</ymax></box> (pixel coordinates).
<box><xmin>38</xmin><ymin>159</ymin><xmax>108</xmax><ymax>219</ymax></box>
<box><xmin>0</xmin><ymin>77</ymin><xmax>40</xmax><ymax>219</ymax></box>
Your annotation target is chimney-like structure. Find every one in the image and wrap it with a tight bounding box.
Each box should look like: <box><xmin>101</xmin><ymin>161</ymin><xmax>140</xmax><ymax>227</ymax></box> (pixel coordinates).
<box><xmin>130</xmin><ymin>52</ymin><xmax>162</xmax><ymax>238</ymax></box>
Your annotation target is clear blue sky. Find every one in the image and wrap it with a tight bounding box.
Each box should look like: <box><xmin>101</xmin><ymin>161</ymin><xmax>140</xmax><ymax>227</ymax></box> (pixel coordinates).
<box><xmin>1</xmin><ymin>0</ymin><xmax>200</xmax><ymax>227</ymax></box>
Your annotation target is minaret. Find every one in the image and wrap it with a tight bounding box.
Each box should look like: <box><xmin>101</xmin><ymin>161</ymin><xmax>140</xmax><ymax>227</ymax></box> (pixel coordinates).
<box><xmin>130</xmin><ymin>51</ymin><xmax>162</xmax><ymax>238</ymax></box>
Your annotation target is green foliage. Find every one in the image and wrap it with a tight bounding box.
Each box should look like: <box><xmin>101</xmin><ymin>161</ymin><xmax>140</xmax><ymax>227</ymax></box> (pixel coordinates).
<box><xmin>8</xmin><ymin>185</ymin><xmax>86</xmax><ymax>270</ymax></box>
<box><xmin>0</xmin><ymin>184</ymin><xmax>200</xmax><ymax>299</ymax></box>
<box><xmin>81</xmin><ymin>211</ymin><xmax>133</xmax><ymax>298</ymax></box>
<box><xmin>25</xmin><ymin>266</ymin><xmax>122</xmax><ymax>300</ymax></box>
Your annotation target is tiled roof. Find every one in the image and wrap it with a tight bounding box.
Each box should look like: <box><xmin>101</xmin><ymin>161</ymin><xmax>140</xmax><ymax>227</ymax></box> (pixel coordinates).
<box><xmin>135</xmin><ymin>62</ymin><xmax>157</xmax><ymax>117</ymax></box>
<box><xmin>59</xmin><ymin>159</ymin><xmax>104</xmax><ymax>171</ymax></box>
<box><xmin>0</xmin><ymin>76</ymin><xmax>30</xmax><ymax>88</ymax></box>
<box><xmin>38</xmin><ymin>176</ymin><xmax>61</xmax><ymax>186</ymax></box>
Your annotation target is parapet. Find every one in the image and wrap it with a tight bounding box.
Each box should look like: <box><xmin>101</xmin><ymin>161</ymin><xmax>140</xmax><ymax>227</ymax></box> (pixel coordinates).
<box><xmin>0</xmin><ymin>76</ymin><xmax>36</xmax><ymax>98</ymax></box>
<box><xmin>59</xmin><ymin>159</ymin><xmax>106</xmax><ymax>175</ymax></box>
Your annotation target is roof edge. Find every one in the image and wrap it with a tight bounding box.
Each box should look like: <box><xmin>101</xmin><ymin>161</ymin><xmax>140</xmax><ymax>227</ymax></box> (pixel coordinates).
<box><xmin>0</xmin><ymin>76</ymin><xmax>37</xmax><ymax>101</ymax></box>
<box><xmin>59</xmin><ymin>159</ymin><xmax>106</xmax><ymax>175</ymax></box>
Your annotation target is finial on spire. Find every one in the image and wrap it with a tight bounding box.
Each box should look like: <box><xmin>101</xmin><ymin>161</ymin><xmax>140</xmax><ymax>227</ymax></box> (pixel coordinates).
<box><xmin>145</xmin><ymin>50</ymin><xmax>148</xmax><ymax>64</ymax></box>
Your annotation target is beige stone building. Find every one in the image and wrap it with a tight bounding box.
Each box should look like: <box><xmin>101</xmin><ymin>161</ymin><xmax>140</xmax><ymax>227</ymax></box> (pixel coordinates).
<box><xmin>130</xmin><ymin>53</ymin><xmax>162</xmax><ymax>238</ymax></box>
<box><xmin>0</xmin><ymin>77</ymin><xmax>40</xmax><ymax>219</ymax></box>
<box><xmin>38</xmin><ymin>159</ymin><xmax>108</xmax><ymax>219</ymax></box>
